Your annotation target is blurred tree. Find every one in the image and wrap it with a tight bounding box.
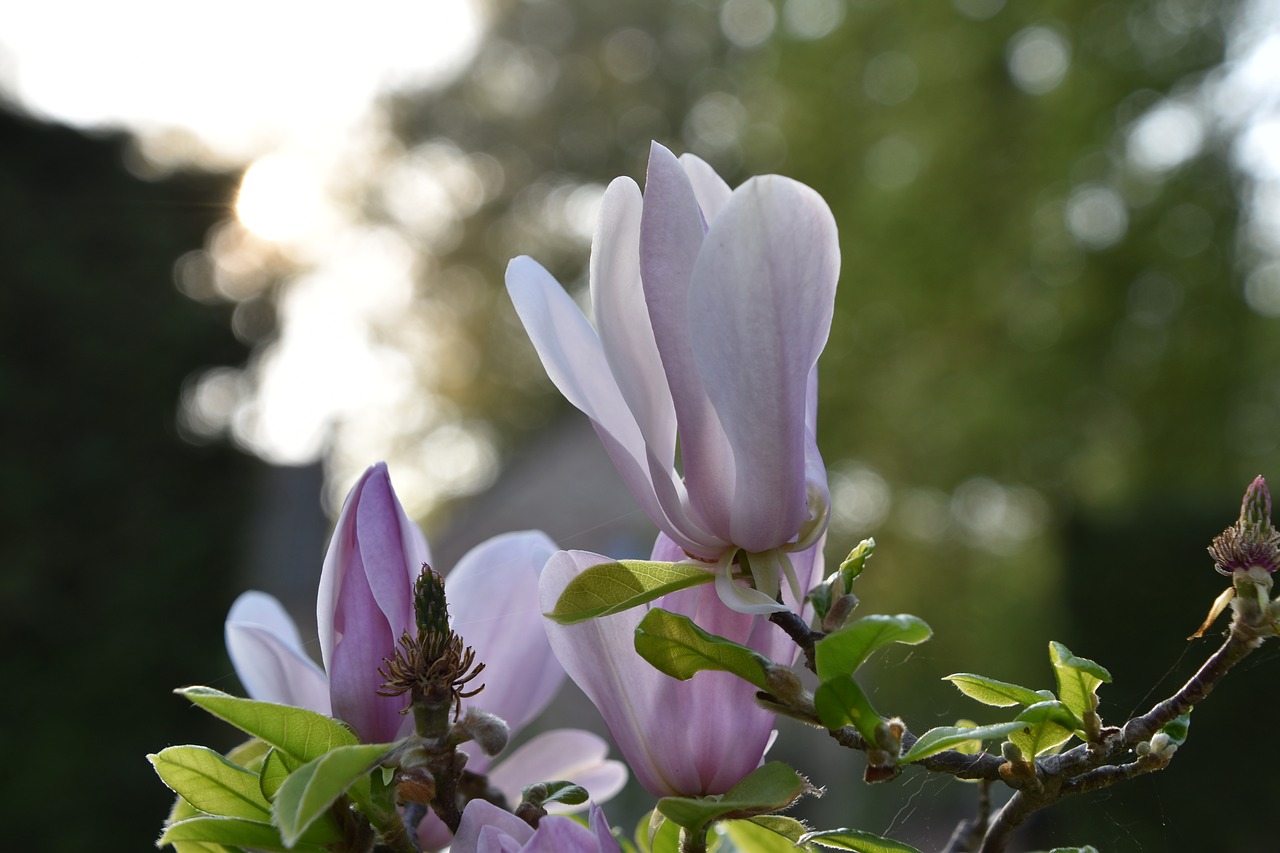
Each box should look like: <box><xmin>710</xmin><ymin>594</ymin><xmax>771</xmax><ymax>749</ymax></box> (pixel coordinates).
<box><xmin>0</xmin><ymin>108</ymin><xmax>256</xmax><ymax>852</ymax></box>
<box><xmin>363</xmin><ymin>0</ymin><xmax>1275</xmax><ymax>846</ymax></box>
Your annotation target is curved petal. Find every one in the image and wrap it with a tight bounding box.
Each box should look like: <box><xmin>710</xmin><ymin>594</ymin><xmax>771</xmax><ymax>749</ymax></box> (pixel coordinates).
<box><xmin>507</xmin><ymin>257</ymin><xmax>705</xmax><ymax>553</ymax></box>
<box><xmin>688</xmin><ymin>175</ymin><xmax>839</xmax><ymax>552</ymax></box>
<box><xmin>415</xmin><ymin>810</ymin><xmax>453</xmax><ymax>853</ymax></box>
<box><xmin>453</xmin><ymin>799</ymin><xmax>533</xmax><ymax>853</ymax></box>
<box><xmin>679</xmin><ymin>153</ymin><xmax>733</xmax><ymax>222</ymax></box>
<box><xmin>225</xmin><ymin>591</ymin><xmax>330</xmax><ymax>714</ymax></box>
<box><xmin>591</xmin><ymin>177</ymin><xmax>677</xmax><ymax>473</ymax></box>
<box><xmin>485</xmin><ymin>729</ymin><xmax>628</xmax><ymax>812</ymax></box>
<box><xmin>639</xmin><ymin>142</ymin><xmax>735</xmax><ymax>541</ymax></box>
<box><xmin>524</xmin><ymin>816</ymin><xmax>599</xmax><ymax>853</ymax></box>
<box><xmin>541</xmin><ymin>550</ymin><xmax>771</xmax><ymax>796</ymax></box>
<box><xmin>447</xmin><ymin>531</ymin><xmax>564</xmax><ymax>739</ymax></box>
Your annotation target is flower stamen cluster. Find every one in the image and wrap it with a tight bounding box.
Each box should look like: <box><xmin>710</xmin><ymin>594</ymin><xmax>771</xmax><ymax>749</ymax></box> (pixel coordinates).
<box><xmin>378</xmin><ymin>567</ymin><xmax>486</xmax><ymax>720</ymax></box>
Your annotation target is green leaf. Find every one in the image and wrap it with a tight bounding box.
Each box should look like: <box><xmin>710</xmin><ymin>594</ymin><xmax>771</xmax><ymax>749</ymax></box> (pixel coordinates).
<box><xmin>813</xmin><ymin>675</ymin><xmax>883</xmax><ymax>743</ymax></box>
<box><xmin>546</xmin><ymin>561</ymin><xmax>716</xmax><ymax>624</ymax></box>
<box><xmin>837</xmin><ymin>538</ymin><xmax>875</xmax><ymax>585</ymax></box>
<box><xmin>723</xmin><ymin>816</ymin><xmax>813</xmax><ymax>852</ymax></box>
<box><xmin>799</xmin><ymin>827</ymin><xmax>923</xmax><ymax>852</ymax></box>
<box><xmin>162</xmin><ymin>797</ymin><xmax>240</xmax><ymax>853</ymax></box>
<box><xmin>943</xmin><ymin>673</ymin><xmax>1053</xmax><ymax>708</ymax></box>
<box><xmin>634</xmin><ymin>608</ymin><xmax>774</xmax><ymax>690</ymax></box>
<box><xmin>176</xmin><ymin>687</ymin><xmax>358</xmax><ymax>763</ymax></box>
<box><xmin>1049</xmin><ymin>642</ymin><xmax>1111</xmax><ymax>720</ymax></box>
<box><xmin>259</xmin><ymin>748</ymin><xmax>299</xmax><ymax>802</ymax></box>
<box><xmin>656</xmin><ymin>762</ymin><xmax>811</xmax><ymax>839</ymax></box>
<box><xmin>158</xmin><ymin>815</ymin><xmax>329</xmax><ymax>853</ymax></box>
<box><xmin>149</xmin><ymin>745</ymin><xmax>271</xmax><ymax>820</ymax></box>
<box><xmin>899</xmin><ymin>722</ymin><xmax>1026</xmax><ymax>763</ymax></box>
<box><xmin>522</xmin><ymin>780</ymin><xmax>589</xmax><ymax>807</ymax></box>
<box><xmin>814</xmin><ymin>614</ymin><xmax>931</xmax><ymax>681</ymax></box>
<box><xmin>636</xmin><ymin>810</ymin><xmax>682</xmax><ymax>853</ymax></box>
<box><xmin>1009</xmin><ymin>700</ymin><xmax>1082</xmax><ymax>757</ymax></box>
<box><xmin>1161</xmin><ymin>711</ymin><xmax>1192</xmax><ymax>747</ymax></box>
<box><xmin>272</xmin><ymin>742</ymin><xmax>392</xmax><ymax>847</ymax></box>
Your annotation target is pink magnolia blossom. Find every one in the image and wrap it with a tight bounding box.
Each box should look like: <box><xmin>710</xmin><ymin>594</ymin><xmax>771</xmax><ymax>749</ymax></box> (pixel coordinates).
<box><xmin>541</xmin><ymin>533</ymin><xmax>824</xmax><ymax>797</ymax></box>
<box><xmin>507</xmin><ymin>142</ymin><xmax>839</xmax><ymax>613</ymax></box>
<box><xmin>225</xmin><ymin>463</ymin><xmax>625</xmax><ymax>846</ymax></box>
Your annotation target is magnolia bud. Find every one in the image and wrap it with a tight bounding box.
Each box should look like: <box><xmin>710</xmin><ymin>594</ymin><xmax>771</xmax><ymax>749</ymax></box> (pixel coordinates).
<box><xmin>453</xmin><ymin>707</ymin><xmax>510</xmax><ymax>756</ymax></box>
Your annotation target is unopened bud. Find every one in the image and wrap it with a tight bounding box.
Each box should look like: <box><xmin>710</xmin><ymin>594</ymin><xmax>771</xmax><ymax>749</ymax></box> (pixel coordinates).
<box><xmin>822</xmin><ymin>593</ymin><xmax>860</xmax><ymax>632</ymax></box>
<box><xmin>1001</xmin><ymin>741</ymin><xmax>1024</xmax><ymax>764</ymax></box>
<box><xmin>1149</xmin><ymin>732</ymin><xmax>1175</xmax><ymax>759</ymax></box>
<box><xmin>764</xmin><ymin>665</ymin><xmax>804</xmax><ymax>704</ymax></box>
<box><xmin>453</xmin><ymin>707</ymin><xmax>510</xmax><ymax>756</ymax></box>
<box><xmin>1243</xmin><ymin>476</ymin><xmax>1272</xmax><ymax>530</ymax></box>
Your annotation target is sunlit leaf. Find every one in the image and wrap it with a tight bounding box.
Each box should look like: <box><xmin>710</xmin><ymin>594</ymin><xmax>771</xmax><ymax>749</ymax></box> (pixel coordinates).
<box><xmin>722</xmin><ymin>816</ymin><xmax>814</xmax><ymax>852</ymax></box>
<box><xmin>1009</xmin><ymin>700</ymin><xmax>1082</xmax><ymax>757</ymax></box>
<box><xmin>546</xmin><ymin>560</ymin><xmax>716</xmax><ymax>624</ymax></box>
<box><xmin>813</xmin><ymin>675</ymin><xmax>883</xmax><ymax>743</ymax></box>
<box><xmin>899</xmin><ymin>722</ymin><xmax>1025</xmax><ymax>764</ymax></box>
<box><xmin>176</xmin><ymin>687</ymin><xmax>357</xmax><ymax>764</ymax></box>
<box><xmin>837</xmin><ymin>538</ymin><xmax>875</xmax><ymax>585</ymax></box>
<box><xmin>634</xmin><ymin>607</ymin><xmax>774</xmax><ymax>690</ymax></box>
<box><xmin>943</xmin><ymin>673</ymin><xmax>1052</xmax><ymax>708</ymax></box>
<box><xmin>272</xmin><ymin>742</ymin><xmax>393</xmax><ymax>847</ymax></box>
<box><xmin>149</xmin><ymin>745</ymin><xmax>271</xmax><ymax>821</ymax></box>
<box><xmin>1161</xmin><ymin>711</ymin><xmax>1192</xmax><ymax>747</ymax></box>
<box><xmin>162</xmin><ymin>796</ymin><xmax>239</xmax><ymax>853</ymax></box>
<box><xmin>657</xmin><ymin>762</ymin><xmax>811</xmax><ymax>839</ymax></box>
<box><xmin>259</xmin><ymin>748</ymin><xmax>299</xmax><ymax>802</ymax></box>
<box><xmin>637</xmin><ymin>810</ymin><xmax>682</xmax><ymax>853</ymax></box>
<box><xmin>814</xmin><ymin>614</ymin><xmax>931</xmax><ymax>681</ymax></box>
<box><xmin>799</xmin><ymin>827</ymin><xmax>923</xmax><ymax>852</ymax></box>
<box><xmin>1049</xmin><ymin>642</ymin><xmax>1111</xmax><ymax>720</ymax></box>
<box><xmin>158</xmin><ymin>815</ymin><xmax>329</xmax><ymax>853</ymax></box>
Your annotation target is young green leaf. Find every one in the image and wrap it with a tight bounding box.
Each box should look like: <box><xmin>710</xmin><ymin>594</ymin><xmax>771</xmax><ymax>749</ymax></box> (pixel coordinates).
<box><xmin>899</xmin><ymin>722</ymin><xmax>1025</xmax><ymax>764</ymax></box>
<box><xmin>634</xmin><ymin>607</ymin><xmax>774</xmax><ymax>690</ymax></box>
<box><xmin>163</xmin><ymin>796</ymin><xmax>240</xmax><ymax>853</ymax></box>
<box><xmin>636</xmin><ymin>810</ymin><xmax>682</xmax><ymax>853</ymax></box>
<box><xmin>259</xmin><ymin>748</ymin><xmax>299</xmax><ymax>802</ymax></box>
<box><xmin>158</xmin><ymin>815</ymin><xmax>330</xmax><ymax>853</ymax></box>
<box><xmin>813</xmin><ymin>676</ymin><xmax>883</xmax><ymax>744</ymax></box>
<box><xmin>943</xmin><ymin>673</ymin><xmax>1052</xmax><ymax>708</ymax></box>
<box><xmin>1161</xmin><ymin>711</ymin><xmax>1192</xmax><ymax>747</ymax></box>
<box><xmin>546</xmin><ymin>561</ymin><xmax>716</xmax><ymax>624</ymax></box>
<box><xmin>272</xmin><ymin>742</ymin><xmax>393</xmax><ymax>847</ymax></box>
<box><xmin>837</xmin><ymin>538</ymin><xmax>875</xmax><ymax>585</ymax></box>
<box><xmin>521</xmin><ymin>780</ymin><xmax>590</xmax><ymax>807</ymax></box>
<box><xmin>722</xmin><ymin>816</ymin><xmax>813</xmax><ymax>852</ymax></box>
<box><xmin>656</xmin><ymin>762</ymin><xmax>812</xmax><ymax>840</ymax></box>
<box><xmin>176</xmin><ymin>687</ymin><xmax>358</xmax><ymax>763</ymax></box>
<box><xmin>814</xmin><ymin>614</ymin><xmax>931</xmax><ymax>681</ymax></box>
<box><xmin>1049</xmin><ymin>642</ymin><xmax>1111</xmax><ymax>720</ymax></box>
<box><xmin>799</xmin><ymin>827</ymin><xmax>924</xmax><ymax>852</ymax></box>
<box><xmin>1008</xmin><ymin>700</ymin><xmax>1082</xmax><ymax>757</ymax></box>
<box><xmin>149</xmin><ymin>745</ymin><xmax>271</xmax><ymax>821</ymax></box>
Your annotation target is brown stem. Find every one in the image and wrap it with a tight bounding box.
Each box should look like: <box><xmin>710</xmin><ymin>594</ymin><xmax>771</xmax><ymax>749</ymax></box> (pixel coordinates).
<box><xmin>769</xmin><ymin>609</ymin><xmax>822</xmax><ymax>673</ymax></box>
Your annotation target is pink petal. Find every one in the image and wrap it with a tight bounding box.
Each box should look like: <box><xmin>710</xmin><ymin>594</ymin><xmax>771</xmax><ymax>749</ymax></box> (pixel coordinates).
<box><xmin>454</xmin><ymin>799</ymin><xmax>533</xmax><ymax>853</ymax></box>
<box><xmin>639</xmin><ymin>142</ymin><xmax>735</xmax><ymax>547</ymax></box>
<box><xmin>225</xmin><ymin>591</ymin><xmax>330</xmax><ymax>714</ymax></box>
<box><xmin>485</xmin><ymin>729</ymin><xmax>627</xmax><ymax>811</ymax></box>
<box><xmin>541</xmin><ymin>550</ymin><xmax>771</xmax><ymax>796</ymax></box>
<box><xmin>678</xmin><ymin>153</ymin><xmax>732</xmax><ymax>222</ymax></box>
<box><xmin>506</xmin><ymin>256</ymin><xmax>706</xmax><ymax>554</ymax></box>
<box><xmin>687</xmin><ymin>175</ymin><xmax>839</xmax><ymax>552</ymax></box>
<box><xmin>447</xmin><ymin>531</ymin><xmax>564</xmax><ymax>740</ymax></box>
<box><xmin>523</xmin><ymin>816</ymin><xmax>600</xmax><ymax>853</ymax></box>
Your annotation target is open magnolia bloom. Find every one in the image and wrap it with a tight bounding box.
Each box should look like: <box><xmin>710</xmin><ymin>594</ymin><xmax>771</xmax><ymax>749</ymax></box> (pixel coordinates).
<box><xmin>541</xmin><ymin>533</ymin><xmax>824</xmax><ymax>797</ymax></box>
<box><xmin>507</xmin><ymin>141</ymin><xmax>839</xmax><ymax>613</ymax></box>
<box><xmin>225</xmin><ymin>464</ymin><xmax>625</xmax><ymax>846</ymax></box>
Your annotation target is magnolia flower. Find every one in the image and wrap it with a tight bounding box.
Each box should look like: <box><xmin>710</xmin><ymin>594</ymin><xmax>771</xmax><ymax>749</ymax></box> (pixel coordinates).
<box><xmin>541</xmin><ymin>533</ymin><xmax>824</xmax><ymax>797</ymax></box>
<box><xmin>452</xmin><ymin>799</ymin><xmax>620</xmax><ymax>853</ymax></box>
<box><xmin>507</xmin><ymin>142</ymin><xmax>839</xmax><ymax>613</ymax></box>
<box><xmin>225</xmin><ymin>463</ymin><xmax>625</xmax><ymax>846</ymax></box>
